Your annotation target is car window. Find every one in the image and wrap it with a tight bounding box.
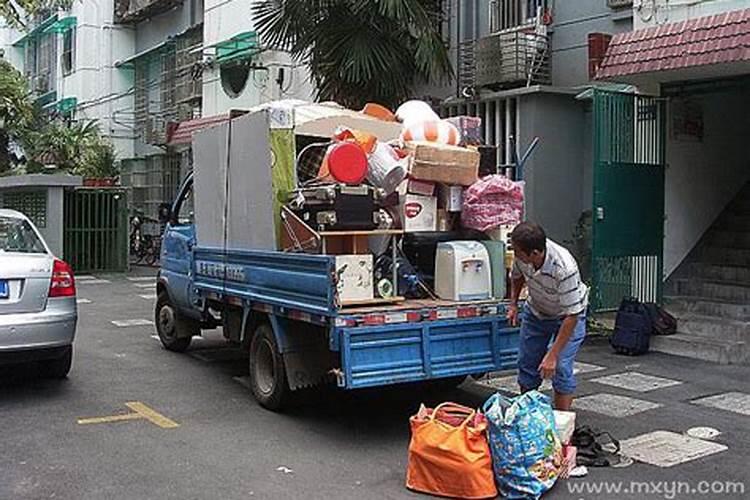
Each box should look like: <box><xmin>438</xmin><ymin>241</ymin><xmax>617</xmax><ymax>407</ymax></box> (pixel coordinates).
<box><xmin>0</xmin><ymin>217</ymin><xmax>47</xmax><ymax>254</ymax></box>
<box><xmin>174</xmin><ymin>183</ymin><xmax>194</xmax><ymax>225</ymax></box>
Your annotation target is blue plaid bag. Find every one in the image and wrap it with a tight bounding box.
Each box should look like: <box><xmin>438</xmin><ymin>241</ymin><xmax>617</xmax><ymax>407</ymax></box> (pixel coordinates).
<box><xmin>483</xmin><ymin>391</ymin><xmax>563</xmax><ymax>499</ymax></box>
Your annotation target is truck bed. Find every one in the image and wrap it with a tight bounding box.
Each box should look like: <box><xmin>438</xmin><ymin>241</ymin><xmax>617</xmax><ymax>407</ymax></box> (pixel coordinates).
<box><xmin>193</xmin><ymin>246</ymin><xmax>510</xmax><ymax>318</ymax></box>
<box><xmin>193</xmin><ymin>246</ymin><xmax>519</xmax><ymax>389</ymax></box>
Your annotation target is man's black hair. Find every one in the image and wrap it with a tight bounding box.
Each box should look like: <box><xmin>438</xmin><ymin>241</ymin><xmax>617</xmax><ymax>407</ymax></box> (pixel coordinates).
<box><xmin>510</xmin><ymin>222</ymin><xmax>546</xmax><ymax>254</ymax></box>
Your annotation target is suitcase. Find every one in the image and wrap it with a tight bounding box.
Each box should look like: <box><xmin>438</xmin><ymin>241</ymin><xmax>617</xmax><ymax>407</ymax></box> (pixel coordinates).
<box><xmin>610</xmin><ymin>297</ymin><xmax>653</xmax><ymax>355</ymax></box>
<box><xmin>291</xmin><ymin>184</ymin><xmax>379</xmax><ymax>231</ymax></box>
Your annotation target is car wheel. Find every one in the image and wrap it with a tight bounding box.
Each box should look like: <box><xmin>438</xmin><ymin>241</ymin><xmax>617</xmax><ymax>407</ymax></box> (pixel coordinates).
<box><xmin>43</xmin><ymin>346</ymin><xmax>72</xmax><ymax>379</ymax></box>
<box><xmin>155</xmin><ymin>292</ymin><xmax>196</xmax><ymax>352</ymax></box>
<box><xmin>249</xmin><ymin>323</ymin><xmax>289</xmax><ymax>411</ymax></box>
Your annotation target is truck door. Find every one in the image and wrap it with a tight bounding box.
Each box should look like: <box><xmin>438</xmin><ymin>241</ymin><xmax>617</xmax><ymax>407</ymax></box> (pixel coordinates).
<box><xmin>161</xmin><ymin>175</ymin><xmax>197</xmax><ymax>315</ymax></box>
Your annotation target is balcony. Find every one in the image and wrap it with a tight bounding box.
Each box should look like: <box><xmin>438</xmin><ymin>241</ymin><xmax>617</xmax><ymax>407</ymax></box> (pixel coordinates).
<box><xmin>474</xmin><ymin>29</ymin><xmax>551</xmax><ymax>90</ymax></box>
<box><xmin>114</xmin><ymin>0</ymin><xmax>184</xmax><ymax>24</ymax></box>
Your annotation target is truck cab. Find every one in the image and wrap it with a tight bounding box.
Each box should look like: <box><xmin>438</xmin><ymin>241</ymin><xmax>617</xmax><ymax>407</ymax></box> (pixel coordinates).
<box><xmin>156</xmin><ymin>175</ymin><xmax>202</xmax><ymax>352</ymax></box>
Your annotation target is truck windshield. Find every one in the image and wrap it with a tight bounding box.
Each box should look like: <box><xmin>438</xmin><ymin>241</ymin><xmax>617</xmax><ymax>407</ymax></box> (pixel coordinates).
<box><xmin>0</xmin><ymin>216</ymin><xmax>47</xmax><ymax>254</ymax></box>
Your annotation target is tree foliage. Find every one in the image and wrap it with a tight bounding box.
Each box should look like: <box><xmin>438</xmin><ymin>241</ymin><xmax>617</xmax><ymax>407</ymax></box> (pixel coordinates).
<box><xmin>23</xmin><ymin>119</ymin><xmax>118</xmax><ymax>178</ymax></box>
<box><xmin>0</xmin><ymin>58</ymin><xmax>33</xmax><ymax>171</ymax></box>
<box><xmin>0</xmin><ymin>0</ymin><xmax>72</xmax><ymax>29</ymax></box>
<box><xmin>1</xmin><ymin>60</ymin><xmax>116</xmax><ymax>177</ymax></box>
<box><xmin>252</xmin><ymin>0</ymin><xmax>452</xmax><ymax>109</ymax></box>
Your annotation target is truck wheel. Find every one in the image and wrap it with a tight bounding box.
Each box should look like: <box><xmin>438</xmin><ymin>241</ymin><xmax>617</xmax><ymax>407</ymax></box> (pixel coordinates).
<box><xmin>43</xmin><ymin>346</ymin><xmax>73</xmax><ymax>379</ymax></box>
<box><xmin>249</xmin><ymin>323</ymin><xmax>289</xmax><ymax>411</ymax></box>
<box><xmin>155</xmin><ymin>292</ymin><xmax>196</xmax><ymax>352</ymax></box>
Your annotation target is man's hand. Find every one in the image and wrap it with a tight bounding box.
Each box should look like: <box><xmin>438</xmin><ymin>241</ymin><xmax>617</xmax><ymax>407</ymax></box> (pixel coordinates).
<box><xmin>538</xmin><ymin>350</ymin><xmax>558</xmax><ymax>380</ymax></box>
<box><xmin>506</xmin><ymin>303</ymin><xmax>519</xmax><ymax>326</ymax></box>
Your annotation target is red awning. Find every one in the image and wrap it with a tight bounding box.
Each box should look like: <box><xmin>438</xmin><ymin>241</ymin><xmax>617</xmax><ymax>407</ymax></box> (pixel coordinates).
<box><xmin>597</xmin><ymin>8</ymin><xmax>750</xmax><ymax>80</ymax></box>
<box><xmin>167</xmin><ymin>110</ymin><xmax>247</xmax><ymax>146</ymax></box>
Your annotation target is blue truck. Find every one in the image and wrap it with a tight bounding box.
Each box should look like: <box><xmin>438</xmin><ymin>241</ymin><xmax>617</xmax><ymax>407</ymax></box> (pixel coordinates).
<box><xmin>155</xmin><ymin>104</ymin><xmax>520</xmax><ymax>410</ymax></box>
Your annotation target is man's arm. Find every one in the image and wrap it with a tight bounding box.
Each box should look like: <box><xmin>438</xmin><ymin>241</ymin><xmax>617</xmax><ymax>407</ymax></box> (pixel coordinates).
<box><xmin>507</xmin><ymin>274</ymin><xmax>525</xmax><ymax>326</ymax></box>
<box><xmin>539</xmin><ymin>266</ymin><xmax>587</xmax><ymax>379</ymax></box>
<box><xmin>538</xmin><ymin>315</ymin><xmax>577</xmax><ymax>379</ymax></box>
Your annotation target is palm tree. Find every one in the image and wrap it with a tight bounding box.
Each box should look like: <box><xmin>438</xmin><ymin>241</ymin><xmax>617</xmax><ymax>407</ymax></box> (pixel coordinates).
<box><xmin>252</xmin><ymin>0</ymin><xmax>453</xmax><ymax>109</ymax></box>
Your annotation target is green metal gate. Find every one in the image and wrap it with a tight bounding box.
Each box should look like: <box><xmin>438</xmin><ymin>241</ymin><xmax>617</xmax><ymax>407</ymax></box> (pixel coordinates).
<box><xmin>592</xmin><ymin>90</ymin><xmax>666</xmax><ymax>311</ymax></box>
<box><xmin>63</xmin><ymin>188</ymin><xmax>129</xmax><ymax>273</ymax></box>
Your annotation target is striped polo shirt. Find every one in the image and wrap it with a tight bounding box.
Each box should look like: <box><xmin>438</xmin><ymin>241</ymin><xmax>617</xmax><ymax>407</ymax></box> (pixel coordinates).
<box><xmin>511</xmin><ymin>239</ymin><xmax>589</xmax><ymax>319</ymax></box>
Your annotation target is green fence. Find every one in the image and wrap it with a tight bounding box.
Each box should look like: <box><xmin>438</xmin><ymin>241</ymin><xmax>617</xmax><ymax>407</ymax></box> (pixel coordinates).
<box><xmin>63</xmin><ymin>188</ymin><xmax>129</xmax><ymax>273</ymax></box>
<box><xmin>591</xmin><ymin>90</ymin><xmax>666</xmax><ymax>311</ymax></box>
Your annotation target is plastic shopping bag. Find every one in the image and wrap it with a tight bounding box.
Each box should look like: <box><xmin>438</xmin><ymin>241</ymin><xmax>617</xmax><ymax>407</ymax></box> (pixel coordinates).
<box><xmin>406</xmin><ymin>402</ymin><xmax>497</xmax><ymax>499</ymax></box>
<box><xmin>483</xmin><ymin>391</ymin><xmax>564</xmax><ymax>499</ymax></box>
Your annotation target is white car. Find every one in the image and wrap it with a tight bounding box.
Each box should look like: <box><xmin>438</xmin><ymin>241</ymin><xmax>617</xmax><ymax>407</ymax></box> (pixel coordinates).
<box><xmin>0</xmin><ymin>209</ymin><xmax>77</xmax><ymax>378</ymax></box>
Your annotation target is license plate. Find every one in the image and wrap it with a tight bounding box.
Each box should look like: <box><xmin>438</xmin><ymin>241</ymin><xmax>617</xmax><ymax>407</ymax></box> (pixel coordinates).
<box><xmin>0</xmin><ymin>280</ymin><xmax>8</xmax><ymax>299</ymax></box>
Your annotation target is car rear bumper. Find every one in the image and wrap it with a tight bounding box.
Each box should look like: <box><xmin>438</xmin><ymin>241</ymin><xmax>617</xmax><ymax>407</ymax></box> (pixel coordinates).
<box><xmin>0</xmin><ymin>297</ymin><xmax>77</xmax><ymax>360</ymax></box>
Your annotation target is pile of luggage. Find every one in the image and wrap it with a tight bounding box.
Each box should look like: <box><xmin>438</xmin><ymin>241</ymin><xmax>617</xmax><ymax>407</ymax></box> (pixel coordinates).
<box><xmin>281</xmin><ymin>100</ymin><xmax>525</xmax><ymax>305</ymax></box>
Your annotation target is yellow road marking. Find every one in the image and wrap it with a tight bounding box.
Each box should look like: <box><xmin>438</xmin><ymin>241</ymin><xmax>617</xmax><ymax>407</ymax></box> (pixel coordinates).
<box><xmin>77</xmin><ymin>413</ymin><xmax>143</xmax><ymax>425</ymax></box>
<box><xmin>77</xmin><ymin>401</ymin><xmax>179</xmax><ymax>429</ymax></box>
<box><xmin>125</xmin><ymin>401</ymin><xmax>180</xmax><ymax>429</ymax></box>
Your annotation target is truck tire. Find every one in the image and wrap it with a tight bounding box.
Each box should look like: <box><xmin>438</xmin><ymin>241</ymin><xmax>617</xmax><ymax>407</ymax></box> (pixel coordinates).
<box><xmin>249</xmin><ymin>323</ymin><xmax>289</xmax><ymax>411</ymax></box>
<box><xmin>43</xmin><ymin>346</ymin><xmax>73</xmax><ymax>379</ymax></box>
<box><xmin>155</xmin><ymin>292</ymin><xmax>197</xmax><ymax>352</ymax></box>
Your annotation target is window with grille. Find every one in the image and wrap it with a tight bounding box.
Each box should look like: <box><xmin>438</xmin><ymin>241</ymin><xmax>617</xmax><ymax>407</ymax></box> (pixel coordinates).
<box><xmin>2</xmin><ymin>191</ymin><xmax>48</xmax><ymax>228</ymax></box>
<box><xmin>62</xmin><ymin>28</ymin><xmax>75</xmax><ymax>75</ymax></box>
<box><xmin>491</xmin><ymin>0</ymin><xmax>548</xmax><ymax>32</ymax></box>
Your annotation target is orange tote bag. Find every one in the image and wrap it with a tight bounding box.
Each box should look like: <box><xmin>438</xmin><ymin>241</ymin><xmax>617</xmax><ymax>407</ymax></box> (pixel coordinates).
<box><xmin>406</xmin><ymin>402</ymin><xmax>497</xmax><ymax>499</ymax></box>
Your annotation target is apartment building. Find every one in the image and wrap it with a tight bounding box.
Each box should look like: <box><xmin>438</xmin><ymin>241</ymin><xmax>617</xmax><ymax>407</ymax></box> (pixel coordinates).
<box><xmin>1</xmin><ymin>0</ymin><xmax>314</xmax><ymax>220</ymax></box>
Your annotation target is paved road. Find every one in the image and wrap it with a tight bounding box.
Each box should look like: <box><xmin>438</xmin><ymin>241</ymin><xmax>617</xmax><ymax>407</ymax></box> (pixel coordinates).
<box><xmin>1</xmin><ymin>270</ymin><xmax>748</xmax><ymax>499</ymax></box>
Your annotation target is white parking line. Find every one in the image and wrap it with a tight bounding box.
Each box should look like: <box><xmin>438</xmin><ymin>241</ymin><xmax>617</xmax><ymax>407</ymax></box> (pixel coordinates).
<box><xmin>77</xmin><ymin>298</ymin><xmax>92</xmax><ymax>304</ymax></box>
<box><xmin>77</xmin><ymin>279</ymin><xmax>111</xmax><ymax>285</ymax></box>
<box><xmin>573</xmin><ymin>393</ymin><xmax>662</xmax><ymax>417</ymax></box>
<box><xmin>134</xmin><ymin>283</ymin><xmax>154</xmax><ymax>289</ymax></box>
<box><xmin>693</xmin><ymin>392</ymin><xmax>750</xmax><ymax>417</ymax></box>
<box><xmin>139</xmin><ymin>294</ymin><xmax>157</xmax><ymax>300</ymax></box>
<box><xmin>621</xmin><ymin>430</ymin><xmax>727</xmax><ymax>467</ymax></box>
<box><xmin>112</xmin><ymin>319</ymin><xmax>154</xmax><ymax>327</ymax></box>
<box><xmin>127</xmin><ymin>277</ymin><xmax>156</xmax><ymax>282</ymax></box>
<box><xmin>591</xmin><ymin>372</ymin><xmax>683</xmax><ymax>392</ymax></box>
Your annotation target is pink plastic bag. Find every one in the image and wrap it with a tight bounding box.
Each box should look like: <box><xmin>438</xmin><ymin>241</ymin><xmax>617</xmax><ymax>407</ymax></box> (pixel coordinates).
<box><xmin>461</xmin><ymin>175</ymin><xmax>524</xmax><ymax>232</ymax></box>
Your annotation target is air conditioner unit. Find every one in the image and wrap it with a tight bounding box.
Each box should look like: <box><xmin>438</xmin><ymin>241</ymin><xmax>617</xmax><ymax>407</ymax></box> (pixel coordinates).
<box><xmin>475</xmin><ymin>30</ymin><xmax>550</xmax><ymax>89</ymax></box>
<box><xmin>145</xmin><ymin>116</ymin><xmax>168</xmax><ymax>145</ymax></box>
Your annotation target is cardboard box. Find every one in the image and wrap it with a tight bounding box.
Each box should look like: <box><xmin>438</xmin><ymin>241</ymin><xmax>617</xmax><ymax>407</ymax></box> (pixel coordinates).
<box><xmin>335</xmin><ymin>255</ymin><xmax>374</xmax><ymax>303</ymax></box>
<box><xmin>400</xmin><ymin>194</ymin><xmax>437</xmax><ymax>232</ymax></box>
<box><xmin>406</xmin><ymin>179</ymin><xmax>436</xmax><ymax>197</ymax></box>
<box><xmin>406</xmin><ymin>141</ymin><xmax>479</xmax><ymax>187</ymax></box>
